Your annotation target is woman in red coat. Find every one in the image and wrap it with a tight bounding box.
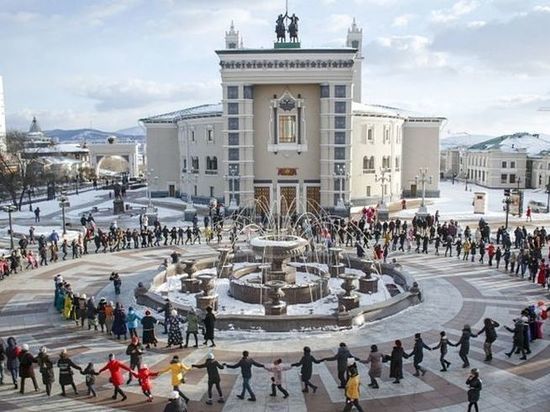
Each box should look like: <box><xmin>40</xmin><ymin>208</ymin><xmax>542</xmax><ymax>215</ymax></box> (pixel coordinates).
<box><xmin>537</xmin><ymin>259</ymin><xmax>547</xmax><ymax>286</ymax></box>
<box><xmin>131</xmin><ymin>364</ymin><xmax>159</xmax><ymax>402</ymax></box>
<box><xmin>99</xmin><ymin>353</ymin><xmax>131</xmax><ymax>401</ymax></box>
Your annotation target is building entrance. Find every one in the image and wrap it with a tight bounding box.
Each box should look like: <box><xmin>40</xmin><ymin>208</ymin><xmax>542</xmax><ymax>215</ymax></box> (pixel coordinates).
<box><xmin>254</xmin><ymin>186</ymin><xmax>271</xmax><ymax>215</ymax></box>
<box><xmin>306</xmin><ymin>186</ymin><xmax>320</xmax><ymax>213</ymax></box>
<box><xmin>279</xmin><ymin>186</ymin><xmax>297</xmax><ymax>215</ymax></box>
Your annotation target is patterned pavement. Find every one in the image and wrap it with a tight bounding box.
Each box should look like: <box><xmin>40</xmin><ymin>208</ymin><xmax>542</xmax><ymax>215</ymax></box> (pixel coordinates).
<box><xmin>0</xmin><ymin>243</ymin><xmax>549</xmax><ymax>412</ymax></box>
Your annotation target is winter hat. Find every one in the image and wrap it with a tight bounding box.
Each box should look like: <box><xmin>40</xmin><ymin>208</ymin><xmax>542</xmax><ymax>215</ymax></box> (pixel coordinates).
<box><xmin>171</xmin><ymin>309</ymin><xmax>178</xmax><ymax>317</ymax></box>
<box><xmin>145</xmin><ymin>310</ymin><xmax>151</xmax><ymax>315</ymax></box>
<box><xmin>470</xmin><ymin>368</ymin><xmax>479</xmax><ymax>376</ymax></box>
<box><xmin>207</xmin><ymin>353</ymin><xmax>215</xmax><ymax>360</ymax></box>
<box><xmin>521</xmin><ymin>316</ymin><xmax>529</xmax><ymax>323</ymax></box>
<box><xmin>22</xmin><ymin>343</ymin><xmax>29</xmax><ymax>351</ymax></box>
<box><xmin>347</xmin><ymin>357</ymin><xmax>356</xmax><ymax>367</ymax></box>
<box><xmin>415</xmin><ymin>333</ymin><xmax>421</xmax><ymax>339</ymax></box>
<box><xmin>100</xmin><ymin>297</ymin><xmax>106</xmax><ymax>302</ymax></box>
<box><xmin>131</xmin><ymin>336</ymin><xmax>139</xmax><ymax>345</ymax></box>
<box><xmin>169</xmin><ymin>391</ymin><xmax>180</xmax><ymax>400</ymax></box>
<box><xmin>39</xmin><ymin>346</ymin><xmax>47</xmax><ymax>354</ymax></box>
<box><xmin>81</xmin><ymin>293</ymin><xmax>87</xmax><ymax>300</ymax></box>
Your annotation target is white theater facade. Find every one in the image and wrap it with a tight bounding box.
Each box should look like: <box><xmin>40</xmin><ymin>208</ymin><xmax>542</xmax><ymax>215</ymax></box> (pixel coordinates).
<box><xmin>141</xmin><ymin>18</ymin><xmax>444</xmax><ymax>215</ymax></box>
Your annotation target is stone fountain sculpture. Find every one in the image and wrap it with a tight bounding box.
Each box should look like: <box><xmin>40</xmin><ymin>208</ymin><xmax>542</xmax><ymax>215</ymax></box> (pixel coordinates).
<box><xmin>264</xmin><ymin>280</ymin><xmax>287</xmax><ymax>315</ymax></box>
<box><xmin>329</xmin><ymin>248</ymin><xmax>345</xmax><ymax>278</ymax></box>
<box><xmin>338</xmin><ymin>273</ymin><xmax>360</xmax><ymax>310</ymax></box>
<box><xmin>196</xmin><ymin>273</ymin><xmax>218</xmax><ymax>311</ymax></box>
<box><xmin>180</xmin><ymin>259</ymin><xmax>200</xmax><ymax>293</ymax></box>
<box><xmin>216</xmin><ymin>247</ymin><xmax>233</xmax><ymax>278</ymax></box>
<box><xmin>358</xmin><ymin>261</ymin><xmax>379</xmax><ymax>294</ymax></box>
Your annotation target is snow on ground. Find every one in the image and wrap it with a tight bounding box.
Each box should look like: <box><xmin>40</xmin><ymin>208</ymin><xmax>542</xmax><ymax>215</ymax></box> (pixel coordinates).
<box><xmin>394</xmin><ymin>180</ymin><xmax>550</xmax><ymax>222</ymax></box>
<box><xmin>155</xmin><ymin>266</ymin><xmax>398</xmax><ymax>316</ymax></box>
<box><xmin>66</xmin><ymin>199</ymin><xmax>183</xmax><ymax>221</ymax></box>
<box><xmin>0</xmin><ymin>189</ymin><xmax>111</xmax><ymax>219</ymax></box>
<box><xmin>0</xmin><ymin>224</ymin><xmax>83</xmax><ymax>241</ymax></box>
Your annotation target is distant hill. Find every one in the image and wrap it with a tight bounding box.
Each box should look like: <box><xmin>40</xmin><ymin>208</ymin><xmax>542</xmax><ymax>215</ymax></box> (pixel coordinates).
<box><xmin>45</xmin><ymin>127</ymin><xmax>145</xmax><ymax>143</ymax></box>
<box><xmin>440</xmin><ymin>133</ymin><xmax>493</xmax><ymax>149</ymax></box>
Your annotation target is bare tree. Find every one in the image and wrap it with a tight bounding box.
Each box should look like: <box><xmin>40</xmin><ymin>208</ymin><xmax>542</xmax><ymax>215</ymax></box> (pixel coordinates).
<box><xmin>0</xmin><ymin>130</ymin><xmax>55</xmax><ymax>210</ymax></box>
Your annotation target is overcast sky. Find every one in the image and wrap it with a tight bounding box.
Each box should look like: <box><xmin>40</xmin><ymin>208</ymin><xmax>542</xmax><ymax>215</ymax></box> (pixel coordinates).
<box><xmin>1</xmin><ymin>0</ymin><xmax>550</xmax><ymax>136</ymax></box>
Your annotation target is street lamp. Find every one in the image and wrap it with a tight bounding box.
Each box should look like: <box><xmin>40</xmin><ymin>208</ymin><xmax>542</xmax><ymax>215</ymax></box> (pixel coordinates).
<box><xmin>503</xmin><ymin>189</ymin><xmax>512</xmax><ymax>230</ymax></box>
<box><xmin>2</xmin><ymin>205</ymin><xmax>17</xmax><ymax>250</ymax></box>
<box><xmin>58</xmin><ymin>192</ymin><xmax>70</xmax><ymax>235</ymax></box>
<box><xmin>546</xmin><ymin>182</ymin><xmax>550</xmax><ymax>213</ymax></box>
<box><xmin>227</xmin><ymin>165</ymin><xmax>239</xmax><ymax>209</ymax></box>
<box><xmin>375</xmin><ymin>168</ymin><xmax>391</xmax><ymax>221</ymax></box>
<box><xmin>333</xmin><ymin>165</ymin><xmax>347</xmax><ymax>210</ymax></box>
<box><xmin>415</xmin><ymin>167</ymin><xmax>433</xmax><ymax>218</ymax></box>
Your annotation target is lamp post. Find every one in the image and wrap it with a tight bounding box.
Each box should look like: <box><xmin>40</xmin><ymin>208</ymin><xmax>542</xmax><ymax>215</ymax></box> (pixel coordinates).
<box><xmin>546</xmin><ymin>182</ymin><xmax>550</xmax><ymax>213</ymax></box>
<box><xmin>333</xmin><ymin>164</ymin><xmax>348</xmax><ymax>210</ymax></box>
<box><xmin>2</xmin><ymin>205</ymin><xmax>17</xmax><ymax>250</ymax></box>
<box><xmin>415</xmin><ymin>167</ymin><xmax>433</xmax><ymax>218</ymax></box>
<box><xmin>375</xmin><ymin>168</ymin><xmax>391</xmax><ymax>221</ymax></box>
<box><xmin>503</xmin><ymin>189</ymin><xmax>512</xmax><ymax>230</ymax></box>
<box><xmin>227</xmin><ymin>165</ymin><xmax>239</xmax><ymax>210</ymax></box>
<box><xmin>28</xmin><ymin>188</ymin><xmax>33</xmax><ymax>212</ymax></box>
<box><xmin>146</xmin><ymin>169</ymin><xmax>153</xmax><ymax>207</ymax></box>
<box><xmin>58</xmin><ymin>191</ymin><xmax>70</xmax><ymax>235</ymax></box>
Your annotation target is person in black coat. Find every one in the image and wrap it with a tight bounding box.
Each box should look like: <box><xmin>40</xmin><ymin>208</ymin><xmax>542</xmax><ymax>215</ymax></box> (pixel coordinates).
<box><xmin>291</xmin><ymin>346</ymin><xmax>320</xmax><ymax>393</ymax></box>
<box><xmin>406</xmin><ymin>333</ymin><xmax>432</xmax><ymax>376</ymax></box>
<box><xmin>466</xmin><ymin>368</ymin><xmax>482</xmax><ymax>412</ymax></box>
<box><xmin>141</xmin><ymin>310</ymin><xmax>159</xmax><ymax>348</ymax></box>
<box><xmin>450</xmin><ymin>324</ymin><xmax>477</xmax><ymax>368</ymax></box>
<box><xmin>320</xmin><ymin>342</ymin><xmax>357</xmax><ymax>388</ymax></box>
<box><xmin>18</xmin><ymin>344</ymin><xmax>39</xmax><ymax>394</ymax></box>
<box><xmin>6</xmin><ymin>337</ymin><xmax>19</xmax><ymax>389</ymax></box>
<box><xmin>224</xmin><ymin>351</ymin><xmax>264</xmax><ymax>402</ymax></box>
<box><xmin>477</xmin><ymin>318</ymin><xmax>499</xmax><ymax>361</ymax></box>
<box><xmin>389</xmin><ymin>340</ymin><xmax>404</xmax><ymax>384</ymax></box>
<box><xmin>203</xmin><ymin>306</ymin><xmax>216</xmax><ymax>347</ymax></box>
<box><xmin>505</xmin><ymin>318</ymin><xmax>527</xmax><ymax>359</ymax></box>
<box><xmin>192</xmin><ymin>353</ymin><xmax>225</xmax><ymax>405</ymax></box>
<box><xmin>432</xmin><ymin>331</ymin><xmax>451</xmax><ymax>371</ymax></box>
<box><xmin>164</xmin><ymin>390</ymin><xmax>187</xmax><ymax>412</ymax></box>
<box><xmin>158</xmin><ymin>299</ymin><xmax>173</xmax><ymax>334</ymax></box>
<box><xmin>37</xmin><ymin>346</ymin><xmax>55</xmax><ymax>396</ymax></box>
<box><xmin>57</xmin><ymin>349</ymin><xmax>82</xmax><ymax>396</ymax></box>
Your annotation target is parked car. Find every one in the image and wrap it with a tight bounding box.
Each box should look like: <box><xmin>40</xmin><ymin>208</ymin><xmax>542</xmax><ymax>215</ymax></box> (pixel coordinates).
<box><xmin>528</xmin><ymin>200</ymin><xmax>547</xmax><ymax>213</ymax></box>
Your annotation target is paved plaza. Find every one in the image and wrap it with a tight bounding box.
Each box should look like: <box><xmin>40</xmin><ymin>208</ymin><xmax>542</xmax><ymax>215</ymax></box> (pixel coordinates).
<box><xmin>0</xmin><ymin>238</ymin><xmax>549</xmax><ymax>412</ymax></box>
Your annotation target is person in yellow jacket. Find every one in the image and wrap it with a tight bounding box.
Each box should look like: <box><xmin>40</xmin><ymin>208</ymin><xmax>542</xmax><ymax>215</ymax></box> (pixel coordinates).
<box><xmin>159</xmin><ymin>355</ymin><xmax>191</xmax><ymax>403</ymax></box>
<box><xmin>343</xmin><ymin>364</ymin><xmax>364</xmax><ymax>412</ymax></box>
<box><xmin>63</xmin><ymin>293</ymin><xmax>73</xmax><ymax>320</ymax></box>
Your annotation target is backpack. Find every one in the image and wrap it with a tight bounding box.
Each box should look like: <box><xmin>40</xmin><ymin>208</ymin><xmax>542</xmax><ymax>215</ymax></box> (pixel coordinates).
<box><xmin>542</xmin><ymin>310</ymin><xmax>548</xmax><ymax>320</ymax></box>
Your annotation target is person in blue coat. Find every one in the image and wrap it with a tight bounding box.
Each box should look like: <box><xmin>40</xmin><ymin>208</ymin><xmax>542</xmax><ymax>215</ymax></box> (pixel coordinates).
<box><xmin>126</xmin><ymin>307</ymin><xmax>142</xmax><ymax>339</ymax></box>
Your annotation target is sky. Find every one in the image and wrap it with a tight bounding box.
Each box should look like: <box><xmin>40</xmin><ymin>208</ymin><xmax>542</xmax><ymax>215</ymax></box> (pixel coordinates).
<box><xmin>1</xmin><ymin>0</ymin><xmax>550</xmax><ymax>136</ymax></box>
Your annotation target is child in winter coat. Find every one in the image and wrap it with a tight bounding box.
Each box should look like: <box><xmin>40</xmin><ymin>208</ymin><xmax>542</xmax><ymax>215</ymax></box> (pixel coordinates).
<box><xmin>81</xmin><ymin>362</ymin><xmax>99</xmax><ymax>397</ymax></box>
<box><xmin>265</xmin><ymin>358</ymin><xmax>291</xmax><ymax>398</ymax></box>
<box><xmin>131</xmin><ymin>364</ymin><xmax>159</xmax><ymax>402</ymax></box>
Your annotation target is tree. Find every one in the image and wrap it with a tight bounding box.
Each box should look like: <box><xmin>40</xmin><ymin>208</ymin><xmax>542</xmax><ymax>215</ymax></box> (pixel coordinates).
<box><xmin>0</xmin><ymin>130</ymin><xmax>55</xmax><ymax>210</ymax></box>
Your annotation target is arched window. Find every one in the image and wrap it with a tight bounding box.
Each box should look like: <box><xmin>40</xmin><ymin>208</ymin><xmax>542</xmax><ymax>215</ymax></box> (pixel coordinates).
<box><xmin>363</xmin><ymin>156</ymin><xmax>375</xmax><ymax>172</ymax></box>
<box><xmin>363</xmin><ymin>156</ymin><xmax>368</xmax><ymax>170</ymax></box>
<box><xmin>206</xmin><ymin>156</ymin><xmax>211</xmax><ymax>169</ymax></box>
<box><xmin>211</xmin><ymin>156</ymin><xmax>218</xmax><ymax>170</ymax></box>
<box><xmin>369</xmin><ymin>156</ymin><xmax>375</xmax><ymax>170</ymax></box>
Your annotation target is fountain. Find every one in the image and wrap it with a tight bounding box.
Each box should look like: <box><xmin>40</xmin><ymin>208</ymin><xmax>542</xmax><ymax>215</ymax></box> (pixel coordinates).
<box><xmin>338</xmin><ymin>273</ymin><xmax>360</xmax><ymax>310</ymax></box>
<box><xmin>196</xmin><ymin>273</ymin><xmax>218</xmax><ymax>311</ymax></box>
<box><xmin>329</xmin><ymin>247</ymin><xmax>345</xmax><ymax>278</ymax></box>
<box><xmin>264</xmin><ymin>280</ymin><xmax>287</xmax><ymax>315</ymax></box>
<box><xmin>216</xmin><ymin>247</ymin><xmax>233</xmax><ymax>278</ymax></box>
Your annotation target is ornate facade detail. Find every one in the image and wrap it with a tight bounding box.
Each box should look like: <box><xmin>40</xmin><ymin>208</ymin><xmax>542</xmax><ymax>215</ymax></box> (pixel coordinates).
<box><xmin>219</xmin><ymin>59</ymin><xmax>354</xmax><ymax>70</ymax></box>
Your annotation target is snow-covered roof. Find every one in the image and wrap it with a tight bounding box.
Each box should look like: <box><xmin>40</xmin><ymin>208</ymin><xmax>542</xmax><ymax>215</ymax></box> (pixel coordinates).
<box><xmin>22</xmin><ymin>143</ymin><xmax>88</xmax><ymax>154</ymax></box>
<box><xmin>140</xmin><ymin>103</ymin><xmax>223</xmax><ymax>124</ymax></box>
<box><xmin>41</xmin><ymin>156</ymin><xmax>83</xmax><ymax>165</ymax></box>
<box><xmin>352</xmin><ymin>102</ymin><xmax>405</xmax><ymax>118</ymax></box>
<box><xmin>468</xmin><ymin>133</ymin><xmax>550</xmax><ymax>156</ymax></box>
<box><xmin>28</xmin><ymin>116</ymin><xmax>42</xmax><ymax>134</ymax></box>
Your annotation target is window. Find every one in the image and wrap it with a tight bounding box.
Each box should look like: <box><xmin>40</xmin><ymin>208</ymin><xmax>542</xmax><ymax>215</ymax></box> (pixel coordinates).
<box><xmin>228</xmin><ymin>118</ymin><xmax>239</xmax><ymax>130</ymax></box>
<box><xmin>334</xmin><ymin>163</ymin><xmax>345</xmax><ymax>173</ymax></box>
<box><xmin>228</xmin><ymin>133</ymin><xmax>239</xmax><ymax>146</ymax></box>
<box><xmin>335</xmin><ymin>85</ymin><xmax>346</xmax><ymax>98</ymax></box>
<box><xmin>335</xmin><ymin>116</ymin><xmax>346</xmax><ymax>129</ymax></box>
<box><xmin>210</xmin><ymin>186</ymin><xmax>214</xmax><ymax>197</ymax></box>
<box><xmin>191</xmin><ymin>157</ymin><xmax>199</xmax><ymax>172</ymax></box>
<box><xmin>509</xmin><ymin>174</ymin><xmax>516</xmax><ymax>184</ymax></box>
<box><xmin>367</xmin><ymin>127</ymin><xmax>374</xmax><ymax>142</ymax></box>
<box><xmin>227</xmin><ymin>86</ymin><xmax>238</xmax><ymax>99</ymax></box>
<box><xmin>243</xmin><ymin>85</ymin><xmax>253</xmax><ymax>99</ymax></box>
<box><xmin>334</xmin><ymin>147</ymin><xmax>345</xmax><ymax>160</ymax></box>
<box><xmin>502</xmin><ymin>161</ymin><xmax>507</xmax><ymax>168</ymax></box>
<box><xmin>278</xmin><ymin>114</ymin><xmax>297</xmax><ymax>143</ymax></box>
<box><xmin>366</xmin><ymin>186</ymin><xmax>371</xmax><ymax>197</ymax></box>
<box><xmin>320</xmin><ymin>85</ymin><xmax>330</xmax><ymax>98</ymax></box>
<box><xmin>351</xmin><ymin>40</ymin><xmax>359</xmax><ymax>49</ymax></box>
<box><xmin>194</xmin><ymin>185</ymin><xmax>197</xmax><ymax>196</ymax></box>
<box><xmin>182</xmin><ymin>158</ymin><xmax>187</xmax><ymax>172</ymax></box>
<box><xmin>395</xmin><ymin>156</ymin><xmax>400</xmax><ymax>170</ymax></box>
<box><xmin>384</xmin><ymin>127</ymin><xmax>390</xmax><ymax>143</ymax></box>
<box><xmin>334</xmin><ymin>132</ymin><xmax>346</xmax><ymax>145</ymax></box>
<box><xmin>334</xmin><ymin>178</ymin><xmax>342</xmax><ymax>191</ymax></box>
<box><xmin>207</xmin><ymin>129</ymin><xmax>213</xmax><ymax>141</ymax></box>
<box><xmin>335</xmin><ymin>101</ymin><xmax>346</xmax><ymax>113</ymax></box>
<box><xmin>363</xmin><ymin>156</ymin><xmax>375</xmax><ymax>171</ymax></box>
<box><xmin>206</xmin><ymin>156</ymin><xmax>218</xmax><ymax>171</ymax></box>
<box><xmin>228</xmin><ymin>148</ymin><xmax>239</xmax><ymax>161</ymax></box>
<box><xmin>501</xmin><ymin>174</ymin><xmax>507</xmax><ymax>183</ymax></box>
<box><xmin>382</xmin><ymin>156</ymin><xmax>391</xmax><ymax>169</ymax></box>
<box><xmin>191</xmin><ymin>130</ymin><xmax>195</xmax><ymax>142</ymax></box>
<box><xmin>510</xmin><ymin>161</ymin><xmax>516</xmax><ymax>168</ymax></box>
<box><xmin>227</xmin><ymin>103</ymin><xmax>239</xmax><ymax>115</ymax></box>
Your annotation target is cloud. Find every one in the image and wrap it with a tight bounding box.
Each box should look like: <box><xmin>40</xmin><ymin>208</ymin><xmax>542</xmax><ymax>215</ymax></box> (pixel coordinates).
<box><xmin>326</xmin><ymin>14</ymin><xmax>354</xmax><ymax>33</ymax></box>
<box><xmin>365</xmin><ymin>35</ymin><xmax>449</xmax><ymax>71</ymax></box>
<box><xmin>534</xmin><ymin>5</ymin><xmax>550</xmax><ymax>12</ymax></box>
<box><xmin>431</xmin><ymin>0</ymin><xmax>479</xmax><ymax>23</ymax></box>
<box><xmin>432</xmin><ymin>9</ymin><xmax>550</xmax><ymax>74</ymax></box>
<box><xmin>494</xmin><ymin>93</ymin><xmax>550</xmax><ymax>108</ymax></box>
<box><xmin>392</xmin><ymin>14</ymin><xmax>413</xmax><ymax>27</ymax></box>
<box><xmin>0</xmin><ymin>11</ymin><xmax>40</xmax><ymax>23</ymax></box>
<box><xmin>74</xmin><ymin>77</ymin><xmax>219</xmax><ymax>111</ymax></box>
<box><xmin>84</xmin><ymin>0</ymin><xmax>140</xmax><ymax>26</ymax></box>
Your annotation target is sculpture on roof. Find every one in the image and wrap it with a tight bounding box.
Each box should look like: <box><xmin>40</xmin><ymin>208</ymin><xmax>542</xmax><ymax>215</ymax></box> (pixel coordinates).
<box><xmin>275</xmin><ymin>9</ymin><xmax>299</xmax><ymax>43</ymax></box>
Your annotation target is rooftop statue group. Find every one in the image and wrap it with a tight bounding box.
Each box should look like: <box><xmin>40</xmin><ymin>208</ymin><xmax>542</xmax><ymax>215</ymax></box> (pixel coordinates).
<box><xmin>276</xmin><ymin>12</ymin><xmax>299</xmax><ymax>43</ymax></box>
